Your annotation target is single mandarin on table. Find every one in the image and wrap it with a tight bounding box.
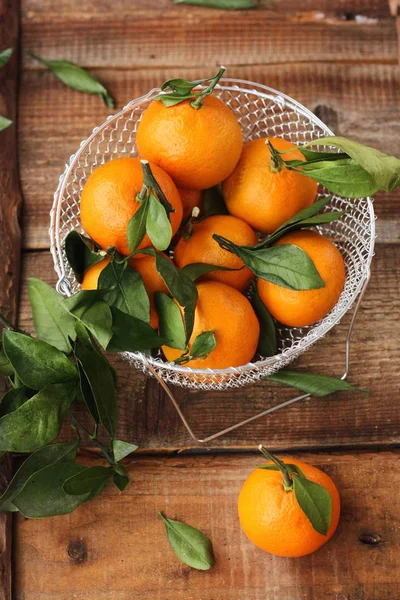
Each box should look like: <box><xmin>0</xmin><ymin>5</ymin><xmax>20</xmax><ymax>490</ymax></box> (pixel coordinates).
<box><xmin>257</xmin><ymin>230</ymin><xmax>346</xmax><ymax>327</ymax></box>
<box><xmin>174</xmin><ymin>215</ymin><xmax>258</xmax><ymax>291</ymax></box>
<box><xmin>223</xmin><ymin>137</ymin><xmax>318</xmax><ymax>233</ymax></box>
<box><xmin>162</xmin><ymin>281</ymin><xmax>260</xmax><ymax>369</ymax></box>
<box><xmin>238</xmin><ymin>456</ymin><xmax>340</xmax><ymax>557</ymax></box>
<box><xmin>80</xmin><ymin>157</ymin><xmax>183</xmax><ymax>256</ymax></box>
<box><xmin>136</xmin><ymin>95</ymin><xmax>243</xmax><ymax>190</ymax></box>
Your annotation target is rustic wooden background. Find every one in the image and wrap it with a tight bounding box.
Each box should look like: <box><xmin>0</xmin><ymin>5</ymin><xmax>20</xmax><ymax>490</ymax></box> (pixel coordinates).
<box><xmin>0</xmin><ymin>0</ymin><xmax>400</xmax><ymax>598</ymax></box>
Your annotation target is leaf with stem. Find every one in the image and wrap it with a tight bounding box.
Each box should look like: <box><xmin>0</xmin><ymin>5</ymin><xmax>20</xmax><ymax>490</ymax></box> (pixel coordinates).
<box><xmin>251</xmin><ymin>290</ymin><xmax>277</xmax><ymax>357</ymax></box>
<box><xmin>112</xmin><ymin>440</ymin><xmax>139</xmax><ymax>462</ymax></box>
<box><xmin>28</xmin><ymin>51</ymin><xmax>114</xmax><ymax>107</ymax></box>
<box><xmin>63</xmin><ymin>466</ymin><xmax>112</xmax><ymax>496</ymax></box>
<box><xmin>154</xmin><ymin>292</ymin><xmax>186</xmax><ymax>351</ymax></box>
<box><xmin>107</xmin><ymin>307</ymin><xmax>166</xmax><ymax>352</ymax></box>
<box><xmin>174</xmin><ymin>331</ymin><xmax>217</xmax><ymax>365</ymax></box>
<box><xmin>99</xmin><ymin>260</ymin><xmax>150</xmax><ymax>323</ymax></box>
<box><xmin>266</xmin><ymin>369</ymin><xmax>366</xmax><ymax>396</ymax></box>
<box><xmin>0</xmin><ymin>117</ymin><xmax>12</xmax><ymax>131</ymax></box>
<box><xmin>155</xmin><ymin>67</ymin><xmax>225</xmax><ymax>109</ymax></box>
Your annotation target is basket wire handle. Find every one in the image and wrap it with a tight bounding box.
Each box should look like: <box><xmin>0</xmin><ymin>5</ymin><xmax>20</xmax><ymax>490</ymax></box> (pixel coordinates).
<box><xmin>144</xmin><ymin>270</ymin><xmax>371</xmax><ymax>445</ymax></box>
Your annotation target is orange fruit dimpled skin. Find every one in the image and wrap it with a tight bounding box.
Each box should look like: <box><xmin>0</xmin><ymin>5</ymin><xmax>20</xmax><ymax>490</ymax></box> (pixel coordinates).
<box><xmin>174</xmin><ymin>215</ymin><xmax>258</xmax><ymax>291</ymax></box>
<box><xmin>257</xmin><ymin>230</ymin><xmax>346</xmax><ymax>328</ymax></box>
<box><xmin>223</xmin><ymin>137</ymin><xmax>318</xmax><ymax>234</ymax></box>
<box><xmin>238</xmin><ymin>458</ymin><xmax>340</xmax><ymax>558</ymax></box>
<box><xmin>80</xmin><ymin>157</ymin><xmax>183</xmax><ymax>256</ymax></box>
<box><xmin>162</xmin><ymin>281</ymin><xmax>260</xmax><ymax>370</ymax></box>
<box><xmin>136</xmin><ymin>96</ymin><xmax>243</xmax><ymax>190</ymax></box>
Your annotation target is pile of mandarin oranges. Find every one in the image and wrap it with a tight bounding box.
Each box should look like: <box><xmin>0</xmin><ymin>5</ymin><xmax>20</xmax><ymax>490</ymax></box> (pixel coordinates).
<box><xmin>78</xmin><ymin>69</ymin><xmax>346</xmax><ymax>371</ymax></box>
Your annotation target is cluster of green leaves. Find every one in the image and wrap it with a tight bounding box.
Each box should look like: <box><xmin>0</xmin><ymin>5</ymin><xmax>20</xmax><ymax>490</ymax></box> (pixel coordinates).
<box><xmin>258</xmin><ymin>446</ymin><xmax>332</xmax><ymax>535</ymax></box>
<box><xmin>277</xmin><ymin>136</ymin><xmax>400</xmax><ymax>198</ymax></box>
<box><xmin>154</xmin><ymin>66</ymin><xmax>226</xmax><ymax>108</ymax></box>
<box><xmin>0</xmin><ymin>48</ymin><xmax>13</xmax><ymax>131</ymax></box>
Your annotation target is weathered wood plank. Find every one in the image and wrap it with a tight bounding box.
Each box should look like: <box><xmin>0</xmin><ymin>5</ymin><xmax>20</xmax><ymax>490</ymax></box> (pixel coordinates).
<box><xmin>13</xmin><ymin>451</ymin><xmax>400</xmax><ymax>600</ymax></box>
<box><xmin>20</xmin><ymin>0</ymin><xmax>397</xmax><ymax>69</ymax></box>
<box><xmin>18</xmin><ymin>244</ymin><xmax>400</xmax><ymax>450</ymax></box>
<box><xmin>19</xmin><ymin>63</ymin><xmax>400</xmax><ymax>249</ymax></box>
<box><xmin>0</xmin><ymin>0</ymin><xmax>23</xmax><ymax>598</ymax></box>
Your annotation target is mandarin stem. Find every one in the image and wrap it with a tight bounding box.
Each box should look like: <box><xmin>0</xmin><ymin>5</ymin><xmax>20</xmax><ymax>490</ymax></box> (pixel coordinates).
<box><xmin>266</xmin><ymin>140</ymin><xmax>284</xmax><ymax>173</ymax></box>
<box><xmin>258</xmin><ymin>445</ymin><xmax>293</xmax><ymax>491</ymax></box>
<box><xmin>191</xmin><ymin>66</ymin><xmax>226</xmax><ymax>109</ymax></box>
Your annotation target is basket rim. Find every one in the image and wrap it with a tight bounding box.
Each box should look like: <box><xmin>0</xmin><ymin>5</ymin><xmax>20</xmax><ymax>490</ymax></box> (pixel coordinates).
<box><xmin>49</xmin><ymin>78</ymin><xmax>376</xmax><ymax>378</ymax></box>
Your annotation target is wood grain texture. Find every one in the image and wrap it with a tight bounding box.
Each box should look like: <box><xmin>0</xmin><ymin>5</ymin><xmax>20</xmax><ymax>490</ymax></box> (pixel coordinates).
<box><xmin>13</xmin><ymin>451</ymin><xmax>400</xmax><ymax>600</ymax></box>
<box><xmin>0</xmin><ymin>0</ymin><xmax>22</xmax><ymax>598</ymax></box>
<box><xmin>18</xmin><ymin>244</ymin><xmax>400</xmax><ymax>450</ymax></box>
<box><xmin>19</xmin><ymin>63</ymin><xmax>400</xmax><ymax>249</ymax></box>
<box><xmin>20</xmin><ymin>0</ymin><xmax>397</xmax><ymax>69</ymax></box>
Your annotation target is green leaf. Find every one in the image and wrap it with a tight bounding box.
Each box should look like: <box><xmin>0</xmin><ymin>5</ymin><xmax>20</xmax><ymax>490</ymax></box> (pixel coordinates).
<box><xmin>0</xmin><ymin>387</ymin><xmax>29</xmax><ymax>418</ymax></box>
<box><xmin>64</xmin><ymin>291</ymin><xmax>113</xmax><ymax>349</ymax></box>
<box><xmin>0</xmin><ymin>117</ymin><xmax>12</xmax><ymax>131</ymax></box>
<box><xmin>0</xmin><ymin>383</ymin><xmax>75</xmax><ymax>452</ymax></box>
<box><xmin>107</xmin><ymin>307</ymin><xmax>166</xmax><ymax>352</ymax></box>
<box><xmin>173</xmin><ymin>0</ymin><xmax>259</xmax><ymax>8</ymax></box>
<box><xmin>76</xmin><ymin>361</ymin><xmax>99</xmax><ymax>423</ymax></box>
<box><xmin>293</xmin><ymin>475</ymin><xmax>332</xmax><ymax>535</ymax></box>
<box><xmin>154</xmin><ymin>292</ymin><xmax>186</xmax><ymax>351</ymax></box>
<box><xmin>0</xmin><ymin>48</ymin><xmax>12</xmax><ymax>69</ymax></box>
<box><xmin>258</xmin><ymin>463</ymin><xmax>306</xmax><ymax>478</ymax></box>
<box><xmin>127</xmin><ymin>197</ymin><xmax>149</xmax><ymax>252</ymax></box>
<box><xmin>159</xmin><ymin>513</ymin><xmax>214</xmax><ymax>570</ymax></box>
<box><xmin>113</xmin><ymin>464</ymin><xmax>130</xmax><ymax>491</ymax></box>
<box><xmin>139</xmin><ymin>249</ymin><xmax>198</xmax><ymax>342</ymax></box>
<box><xmin>190</xmin><ymin>330</ymin><xmax>216</xmax><ymax>358</ymax></box>
<box><xmin>304</xmin><ymin>135</ymin><xmax>400</xmax><ymax>193</ymax></box>
<box><xmin>74</xmin><ymin>323</ymin><xmax>117</xmax><ymax>436</ymax></box>
<box><xmin>146</xmin><ymin>193</ymin><xmax>173</xmax><ymax>251</ymax></box>
<box><xmin>28</xmin><ymin>278</ymin><xmax>76</xmax><ymax>352</ymax></box>
<box><xmin>202</xmin><ymin>186</ymin><xmax>228</xmax><ymax>217</ymax></box>
<box><xmin>63</xmin><ymin>465</ymin><xmax>112</xmax><ymax>495</ymax></box>
<box><xmin>64</xmin><ymin>230</ymin><xmax>105</xmax><ymax>283</ymax></box>
<box><xmin>296</xmin><ymin>159</ymin><xmax>378</xmax><ymax>198</ymax></box>
<box><xmin>0</xmin><ymin>441</ymin><xmax>78</xmax><ymax>512</ymax></box>
<box><xmin>12</xmin><ymin>461</ymin><xmax>90</xmax><ymax>518</ymax></box>
<box><xmin>213</xmin><ymin>238</ymin><xmax>325</xmax><ymax>290</ymax></box>
<box><xmin>99</xmin><ymin>261</ymin><xmax>150</xmax><ymax>323</ymax></box>
<box><xmin>28</xmin><ymin>52</ymin><xmax>115</xmax><ymax>108</ymax></box>
<box><xmin>180</xmin><ymin>262</ymin><xmax>238</xmax><ymax>281</ymax></box>
<box><xmin>266</xmin><ymin>369</ymin><xmax>365</xmax><ymax>397</ymax></box>
<box><xmin>154</xmin><ymin>92</ymin><xmax>196</xmax><ymax>107</ymax></box>
<box><xmin>3</xmin><ymin>331</ymin><xmax>78</xmax><ymax>389</ymax></box>
<box><xmin>112</xmin><ymin>439</ymin><xmax>139</xmax><ymax>462</ymax></box>
<box><xmin>160</xmin><ymin>78</ymin><xmax>200</xmax><ymax>95</ymax></box>
<box><xmin>252</xmin><ymin>291</ymin><xmax>277</xmax><ymax>357</ymax></box>
<box><xmin>0</xmin><ymin>347</ymin><xmax>14</xmax><ymax>377</ymax></box>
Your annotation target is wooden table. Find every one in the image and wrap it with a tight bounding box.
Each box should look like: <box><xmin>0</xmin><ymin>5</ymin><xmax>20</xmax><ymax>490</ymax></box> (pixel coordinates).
<box><xmin>1</xmin><ymin>1</ymin><xmax>400</xmax><ymax>598</ymax></box>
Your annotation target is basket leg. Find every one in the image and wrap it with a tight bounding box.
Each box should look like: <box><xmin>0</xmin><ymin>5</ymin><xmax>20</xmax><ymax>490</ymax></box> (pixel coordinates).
<box><xmin>146</xmin><ymin>272</ymin><xmax>371</xmax><ymax>444</ymax></box>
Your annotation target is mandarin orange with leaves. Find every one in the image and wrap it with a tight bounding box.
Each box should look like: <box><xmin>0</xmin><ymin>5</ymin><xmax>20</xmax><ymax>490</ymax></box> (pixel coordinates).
<box><xmin>257</xmin><ymin>230</ymin><xmax>345</xmax><ymax>327</ymax></box>
<box><xmin>162</xmin><ymin>281</ymin><xmax>260</xmax><ymax>369</ymax></box>
<box><xmin>174</xmin><ymin>214</ymin><xmax>258</xmax><ymax>291</ymax></box>
<box><xmin>136</xmin><ymin>68</ymin><xmax>243</xmax><ymax>190</ymax></box>
<box><xmin>238</xmin><ymin>446</ymin><xmax>340</xmax><ymax>557</ymax></box>
<box><xmin>223</xmin><ymin>137</ymin><xmax>318</xmax><ymax>233</ymax></box>
<box><xmin>80</xmin><ymin>157</ymin><xmax>182</xmax><ymax>256</ymax></box>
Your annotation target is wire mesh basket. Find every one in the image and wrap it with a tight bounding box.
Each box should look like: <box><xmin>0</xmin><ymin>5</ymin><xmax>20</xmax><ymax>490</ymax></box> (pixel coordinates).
<box><xmin>50</xmin><ymin>78</ymin><xmax>375</xmax><ymax>391</ymax></box>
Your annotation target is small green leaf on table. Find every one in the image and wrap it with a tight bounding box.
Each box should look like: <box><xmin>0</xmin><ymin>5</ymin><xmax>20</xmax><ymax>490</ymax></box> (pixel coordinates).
<box><xmin>28</xmin><ymin>278</ymin><xmax>76</xmax><ymax>352</ymax></box>
<box><xmin>12</xmin><ymin>461</ymin><xmax>91</xmax><ymax>518</ymax></box>
<box><xmin>252</xmin><ymin>291</ymin><xmax>277</xmax><ymax>357</ymax></box>
<box><xmin>0</xmin><ymin>441</ymin><xmax>78</xmax><ymax>512</ymax></box>
<box><xmin>159</xmin><ymin>512</ymin><xmax>214</xmax><ymax>570</ymax></box>
<box><xmin>0</xmin><ymin>117</ymin><xmax>12</xmax><ymax>131</ymax></box>
<box><xmin>0</xmin><ymin>48</ymin><xmax>12</xmax><ymax>69</ymax></box>
<box><xmin>112</xmin><ymin>439</ymin><xmax>139</xmax><ymax>462</ymax></box>
<box><xmin>0</xmin><ymin>382</ymin><xmax>76</xmax><ymax>452</ymax></box>
<box><xmin>63</xmin><ymin>465</ymin><xmax>112</xmax><ymax>496</ymax></box>
<box><xmin>64</xmin><ymin>230</ymin><xmax>105</xmax><ymax>283</ymax></box>
<box><xmin>154</xmin><ymin>292</ymin><xmax>186</xmax><ymax>351</ymax></box>
<box><xmin>28</xmin><ymin>52</ymin><xmax>115</xmax><ymax>108</ymax></box>
<box><xmin>266</xmin><ymin>369</ymin><xmax>366</xmax><ymax>397</ymax></box>
<box><xmin>99</xmin><ymin>260</ymin><xmax>150</xmax><ymax>323</ymax></box>
<box><xmin>3</xmin><ymin>330</ymin><xmax>78</xmax><ymax>389</ymax></box>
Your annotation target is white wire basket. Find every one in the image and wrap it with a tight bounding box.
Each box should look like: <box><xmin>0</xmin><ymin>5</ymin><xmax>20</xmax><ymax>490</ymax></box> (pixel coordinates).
<box><xmin>49</xmin><ymin>78</ymin><xmax>375</xmax><ymax>392</ymax></box>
